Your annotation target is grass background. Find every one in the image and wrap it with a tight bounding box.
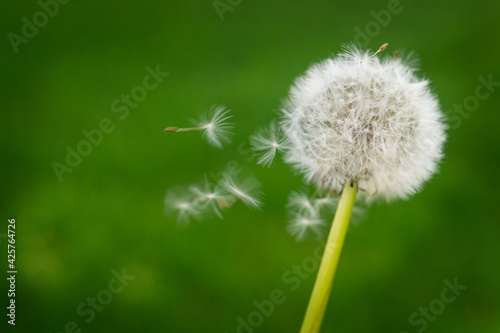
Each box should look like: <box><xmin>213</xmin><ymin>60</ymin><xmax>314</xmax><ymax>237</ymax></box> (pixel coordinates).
<box><xmin>1</xmin><ymin>0</ymin><xmax>499</xmax><ymax>332</ymax></box>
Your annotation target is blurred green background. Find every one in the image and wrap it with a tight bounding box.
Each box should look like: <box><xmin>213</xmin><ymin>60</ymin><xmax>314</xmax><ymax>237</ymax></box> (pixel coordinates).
<box><xmin>1</xmin><ymin>0</ymin><xmax>499</xmax><ymax>332</ymax></box>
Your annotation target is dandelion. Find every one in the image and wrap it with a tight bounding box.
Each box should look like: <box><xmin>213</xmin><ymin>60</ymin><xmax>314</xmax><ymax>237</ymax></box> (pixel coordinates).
<box><xmin>285</xmin><ymin>190</ymin><xmax>337</xmax><ymax>240</ymax></box>
<box><xmin>164</xmin><ymin>105</ymin><xmax>234</xmax><ymax>149</ymax></box>
<box><xmin>250</xmin><ymin>121</ymin><xmax>291</xmax><ymax>167</ymax></box>
<box><xmin>287</xmin><ymin>214</ymin><xmax>325</xmax><ymax>241</ymax></box>
<box><xmin>277</xmin><ymin>43</ymin><xmax>447</xmax><ymax>333</ymax></box>
<box><xmin>190</xmin><ymin>176</ymin><xmax>231</xmax><ymax>218</ymax></box>
<box><xmin>165</xmin><ymin>167</ymin><xmax>264</xmax><ymax>224</ymax></box>
<box><xmin>312</xmin><ymin>195</ymin><xmax>337</xmax><ymax>213</ymax></box>
<box><xmin>219</xmin><ymin>170</ymin><xmax>263</xmax><ymax>209</ymax></box>
<box><xmin>287</xmin><ymin>191</ymin><xmax>318</xmax><ymax>216</ymax></box>
<box><xmin>164</xmin><ymin>189</ymin><xmax>200</xmax><ymax>225</ymax></box>
<box><xmin>282</xmin><ymin>44</ymin><xmax>446</xmax><ymax>201</ymax></box>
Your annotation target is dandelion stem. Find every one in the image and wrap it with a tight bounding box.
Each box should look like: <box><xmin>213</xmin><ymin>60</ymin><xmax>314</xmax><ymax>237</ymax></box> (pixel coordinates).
<box><xmin>299</xmin><ymin>181</ymin><xmax>357</xmax><ymax>333</ymax></box>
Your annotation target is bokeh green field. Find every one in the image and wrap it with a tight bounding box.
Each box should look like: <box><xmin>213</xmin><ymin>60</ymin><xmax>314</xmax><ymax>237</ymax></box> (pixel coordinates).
<box><xmin>1</xmin><ymin>0</ymin><xmax>500</xmax><ymax>332</ymax></box>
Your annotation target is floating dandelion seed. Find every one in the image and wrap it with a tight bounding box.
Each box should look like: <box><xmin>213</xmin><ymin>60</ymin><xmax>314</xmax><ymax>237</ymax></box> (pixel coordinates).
<box><xmin>312</xmin><ymin>195</ymin><xmax>338</xmax><ymax>213</ymax></box>
<box><xmin>287</xmin><ymin>191</ymin><xmax>318</xmax><ymax>217</ymax></box>
<box><xmin>219</xmin><ymin>170</ymin><xmax>263</xmax><ymax>209</ymax></box>
<box><xmin>164</xmin><ymin>167</ymin><xmax>264</xmax><ymax>223</ymax></box>
<box><xmin>164</xmin><ymin>105</ymin><xmax>234</xmax><ymax>149</ymax></box>
<box><xmin>190</xmin><ymin>176</ymin><xmax>231</xmax><ymax>219</ymax></box>
<box><xmin>195</xmin><ymin>105</ymin><xmax>234</xmax><ymax>148</ymax></box>
<box><xmin>250</xmin><ymin>121</ymin><xmax>291</xmax><ymax>167</ymax></box>
<box><xmin>285</xmin><ymin>190</ymin><xmax>338</xmax><ymax>240</ymax></box>
<box><xmin>286</xmin><ymin>191</ymin><xmax>328</xmax><ymax>241</ymax></box>
<box><xmin>164</xmin><ymin>189</ymin><xmax>200</xmax><ymax>225</ymax></box>
<box><xmin>287</xmin><ymin>214</ymin><xmax>325</xmax><ymax>241</ymax></box>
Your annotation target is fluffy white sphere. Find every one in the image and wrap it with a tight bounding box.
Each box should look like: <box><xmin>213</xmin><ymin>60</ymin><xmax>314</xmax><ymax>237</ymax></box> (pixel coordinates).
<box><xmin>281</xmin><ymin>46</ymin><xmax>446</xmax><ymax>201</ymax></box>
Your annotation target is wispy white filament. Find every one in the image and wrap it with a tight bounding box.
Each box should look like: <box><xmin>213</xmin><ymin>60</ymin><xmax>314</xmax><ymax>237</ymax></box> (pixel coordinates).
<box><xmin>190</xmin><ymin>177</ymin><xmax>229</xmax><ymax>219</ymax></box>
<box><xmin>193</xmin><ymin>105</ymin><xmax>234</xmax><ymax>149</ymax></box>
<box><xmin>287</xmin><ymin>191</ymin><xmax>317</xmax><ymax>216</ymax></box>
<box><xmin>164</xmin><ymin>168</ymin><xmax>264</xmax><ymax>223</ymax></box>
<box><xmin>250</xmin><ymin>121</ymin><xmax>290</xmax><ymax>167</ymax></box>
<box><xmin>287</xmin><ymin>214</ymin><xmax>325</xmax><ymax>241</ymax></box>
<box><xmin>164</xmin><ymin>190</ymin><xmax>201</xmax><ymax>225</ymax></box>
<box><xmin>285</xmin><ymin>190</ymin><xmax>337</xmax><ymax>240</ymax></box>
<box><xmin>312</xmin><ymin>195</ymin><xmax>337</xmax><ymax>213</ymax></box>
<box><xmin>219</xmin><ymin>170</ymin><xmax>263</xmax><ymax>209</ymax></box>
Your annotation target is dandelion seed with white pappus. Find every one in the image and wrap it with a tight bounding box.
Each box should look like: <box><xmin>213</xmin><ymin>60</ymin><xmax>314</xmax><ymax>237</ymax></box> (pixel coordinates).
<box><xmin>287</xmin><ymin>191</ymin><xmax>318</xmax><ymax>217</ymax></box>
<box><xmin>164</xmin><ymin>105</ymin><xmax>234</xmax><ymax>149</ymax></box>
<box><xmin>190</xmin><ymin>176</ymin><xmax>231</xmax><ymax>219</ymax></box>
<box><xmin>312</xmin><ymin>195</ymin><xmax>337</xmax><ymax>213</ymax></box>
<box><xmin>164</xmin><ymin>167</ymin><xmax>264</xmax><ymax>224</ymax></box>
<box><xmin>287</xmin><ymin>214</ymin><xmax>325</xmax><ymax>241</ymax></box>
<box><xmin>164</xmin><ymin>189</ymin><xmax>200</xmax><ymax>225</ymax></box>
<box><xmin>250</xmin><ymin>121</ymin><xmax>291</xmax><ymax>167</ymax></box>
<box><xmin>286</xmin><ymin>191</ymin><xmax>333</xmax><ymax>241</ymax></box>
<box><xmin>219</xmin><ymin>170</ymin><xmax>263</xmax><ymax>209</ymax></box>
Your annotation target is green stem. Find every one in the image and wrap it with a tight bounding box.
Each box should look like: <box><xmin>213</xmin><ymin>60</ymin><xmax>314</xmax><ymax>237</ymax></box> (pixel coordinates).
<box><xmin>300</xmin><ymin>182</ymin><xmax>357</xmax><ymax>333</ymax></box>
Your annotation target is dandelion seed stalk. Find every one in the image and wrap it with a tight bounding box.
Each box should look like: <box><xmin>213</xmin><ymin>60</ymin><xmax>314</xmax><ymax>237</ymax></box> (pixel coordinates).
<box><xmin>163</xmin><ymin>105</ymin><xmax>234</xmax><ymax>148</ymax></box>
<box><xmin>163</xmin><ymin>126</ymin><xmax>207</xmax><ymax>132</ymax></box>
<box><xmin>300</xmin><ymin>181</ymin><xmax>357</xmax><ymax>333</ymax></box>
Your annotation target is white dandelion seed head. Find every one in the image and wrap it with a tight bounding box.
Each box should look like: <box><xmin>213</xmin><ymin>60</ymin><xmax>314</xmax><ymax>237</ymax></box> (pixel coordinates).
<box><xmin>287</xmin><ymin>214</ymin><xmax>325</xmax><ymax>241</ymax></box>
<box><xmin>250</xmin><ymin>121</ymin><xmax>290</xmax><ymax>167</ymax></box>
<box><xmin>193</xmin><ymin>105</ymin><xmax>234</xmax><ymax>149</ymax></box>
<box><xmin>219</xmin><ymin>169</ymin><xmax>263</xmax><ymax>209</ymax></box>
<box><xmin>281</xmin><ymin>45</ymin><xmax>447</xmax><ymax>201</ymax></box>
